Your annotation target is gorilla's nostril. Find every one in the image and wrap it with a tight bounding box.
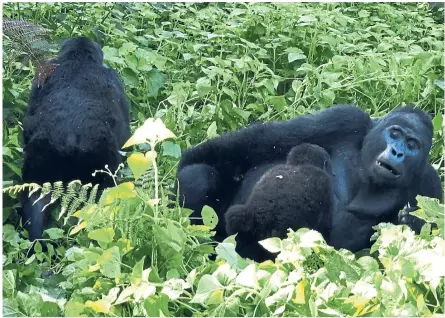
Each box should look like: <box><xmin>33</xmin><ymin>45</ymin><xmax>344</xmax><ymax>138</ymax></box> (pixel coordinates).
<box><xmin>391</xmin><ymin>148</ymin><xmax>397</xmax><ymax>156</ymax></box>
<box><xmin>397</xmin><ymin>153</ymin><xmax>403</xmax><ymax>158</ymax></box>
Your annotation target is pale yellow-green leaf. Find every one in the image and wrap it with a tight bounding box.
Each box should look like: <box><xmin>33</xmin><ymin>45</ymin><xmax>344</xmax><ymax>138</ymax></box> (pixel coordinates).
<box><xmin>115</xmin><ymin>283</ymin><xmax>156</xmax><ymax>304</ymax></box>
<box><xmin>344</xmin><ymin>295</ymin><xmax>370</xmax><ymax>315</ymax></box>
<box><xmin>85</xmin><ymin>299</ymin><xmax>111</xmax><ymax>314</ymax></box>
<box><xmin>88</xmin><ymin>227</ymin><xmax>115</xmax><ymax>244</ymax></box>
<box><xmin>122</xmin><ymin>118</ymin><xmax>176</xmax><ymax>148</ymax></box>
<box><xmin>265</xmin><ymin>285</ymin><xmax>293</xmax><ymax>307</ymax></box>
<box><xmin>127</xmin><ymin>152</ymin><xmax>153</xmax><ymax>180</ymax></box>
<box><xmin>161</xmin><ymin>278</ymin><xmax>190</xmax><ymax>300</ymax></box>
<box><xmin>188</xmin><ymin>224</ymin><xmax>212</xmax><ymax>232</ymax></box>
<box><xmin>292</xmin><ymin>280</ymin><xmax>306</xmax><ymax>304</ymax></box>
<box><xmin>235</xmin><ymin>264</ymin><xmax>259</xmax><ymax>289</ymax></box>
<box><xmin>351</xmin><ymin>280</ymin><xmax>377</xmax><ymax>299</ymax></box>
<box><xmin>89</xmin><ymin>264</ymin><xmax>100</xmax><ymax>272</ymax></box>
<box><xmin>259</xmin><ymin>237</ymin><xmax>281</xmax><ymax>253</ymax></box>
<box><xmin>70</xmin><ymin>221</ymin><xmax>87</xmax><ymax>235</ymax></box>
<box><xmin>103</xmin><ymin>182</ymin><xmax>137</xmax><ymax>205</ymax></box>
<box><xmin>207</xmin><ymin>289</ymin><xmax>224</xmax><ymax>305</ymax></box>
<box><xmin>299</xmin><ymin>230</ymin><xmax>325</xmax><ymax>247</ymax></box>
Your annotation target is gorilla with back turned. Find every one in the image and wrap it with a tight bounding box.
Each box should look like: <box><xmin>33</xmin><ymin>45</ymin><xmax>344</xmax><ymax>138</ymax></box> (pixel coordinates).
<box><xmin>177</xmin><ymin>104</ymin><xmax>442</xmax><ymax>260</ymax></box>
<box><xmin>22</xmin><ymin>37</ymin><xmax>131</xmax><ymax>241</ymax></box>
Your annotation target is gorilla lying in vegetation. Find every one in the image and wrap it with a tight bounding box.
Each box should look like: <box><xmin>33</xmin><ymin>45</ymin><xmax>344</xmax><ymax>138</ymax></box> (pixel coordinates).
<box><xmin>177</xmin><ymin>104</ymin><xmax>442</xmax><ymax>259</ymax></box>
<box><xmin>225</xmin><ymin>143</ymin><xmax>334</xmax><ymax>261</ymax></box>
<box><xmin>22</xmin><ymin>37</ymin><xmax>131</xmax><ymax>241</ymax></box>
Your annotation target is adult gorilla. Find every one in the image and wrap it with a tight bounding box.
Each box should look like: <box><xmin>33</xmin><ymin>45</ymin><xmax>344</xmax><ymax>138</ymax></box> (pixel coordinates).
<box><xmin>22</xmin><ymin>37</ymin><xmax>131</xmax><ymax>241</ymax></box>
<box><xmin>176</xmin><ymin>105</ymin><xmax>442</xmax><ymax>253</ymax></box>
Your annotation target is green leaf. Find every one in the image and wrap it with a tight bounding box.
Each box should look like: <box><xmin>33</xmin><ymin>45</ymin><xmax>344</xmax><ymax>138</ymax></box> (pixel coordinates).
<box><xmin>297</xmin><ymin>15</ymin><xmax>317</xmax><ymax>25</ymax></box>
<box><xmin>3</xmin><ymin>298</ymin><xmax>24</xmax><ymax>317</ymax></box>
<box><xmin>144</xmin><ymin>294</ymin><xmax>170</xmax><ymax>317</ymax></box>
<box><xmin>288</xmin><ymin>52</ymin><xmax>307</xmax><ymax>63</ymax></box>
<box><xmin>401</xmin><ymin>259</ymin><xmax>417</xmax><ymax>279</ymax></box>
<box><xmin>246</xmin><ymin>103</ymin><xmax>265</xmax><ymax>112</ymax></box>
<box><xmin>166</xmin><ymin>268</ymin><xmax>180</xmax><ymax>280</ymax></box>
<box><xmin>131</xmin><ymin>256</ymin><xmax>145</xmax><ymax>285</ymax></box>
<box><xmin>357</xmin><ymin>256</ymin><xmax>379</xmax><ymax>274</ymax></box>
<box><xmin>319</xmin><ymin>90</ymin><xmax>335</xmax><ymax>107</ymax></box>
<box><xmin>147</xmin><ymin>69</ymin><xmax>165</xmax><ymax>98</ymax></box>
<box><xmin>4</xmin><ymin>162</ymin><xmax>21</xmax><ymax>177</ymax></box>
<box><xmin>16</xmin><ymin>292</ymin><xmax>43</xmax><ymax>317</ymax></box>
<box><xmin>65</xmin><ymin>301</ymin><xmax>86</xmax><ymax>317</ymax></box>
<box><xmin>432</xmin><ymin>112</ymin><xmax>443</xmax><ymax>134</ymax></box>
<box><xmin>24</xmin><ymin>254</ymin><xmax>36</xmax><ymax>265</ymax></box>
<box><xmin>34</xmin><ymin>241</ymin><xmax>42</xmax><ymax>253</ymax></box>
<box><xmin>266</xmin><ymin>95</ymin><xmax>287</xmax><ymax>111</ymax></box>
<box><xmin>122</xmin><ymin>68</ymin><xmax>139</xmax><ymax>87</ymax></box>
<box><xmin>414</xmin><ymin>196</ymin><xmax>444</xmax><ymax>233</ymax></box>
<box><xmin>161</xmin><ymin>141</ymin><xmax>181</xmax><ymax>158</ymax></box>
<box><xmin>287</xmin><ymin>48</ymin><xmax>307</xmax><ymax>63</ymax></box>
<box><xmin>215</xmin><ymin>242</ymin><xmax>248</xmax><ymax>271</ymax></box>
<box><xmin>3</xmin><ymin>224</ymin><xmax>20</xmax><ymax>247</ymax></box>
<box><xmin>213</xmin><ymin>296</ymin><xmax>240</xmax><ymax>317</ymax></box>
<box><xmin>434</xmin><ymin>78</ymin><xmax>444</xmax><ymax>90</ymax></box>
<box><xmin>196</xmin><ymin>77</ymin><xmax>213</xmax><ymax>97</ymax></box>
<box><xmin>206</xmin><ymin>121</ymin><xmax>219</xmax><ymax>138</ymax></box>
<box><xmin>358</xmin><ymin>10</ymin><xmax>370</xmax><ymax>18</ymax></box>
<box><xmin>44</xmin><ymin>228</ymin><xmax>64</xmax><ymax>240</ymax></box>
<box><xmin>97</xmin><ymin>246</ymin><xmax>121</xmax><ymax>279</ymax></box>
<box><xmin>201</xmin><ymin>205</ymin><xmax>218</xmax><ymax>229</ymax></box>
<box><xmin>103</xmin><ymin>46</ymin><xmax>123</xmax><ymax>65</ymax></box>
<box><xmin>190</xmin><ymin>274</ymin><xmax>224</xmax><ymax>305</ymax></box>
<box><xmin>41</xmin><ymin>301</ymin><xmax>60</xmax><ymax>317</ymax></box>
<box><xmin>3</xmin><ymin>270</ymin><xmax>16</xmax><ymax>297</ymax></box>
<box><xmin>88</xmin><ymin>227</ymin><xmax>115</xmax><ymax>245</ymax></box>
<box><xmin>152</xmin><ymin>220</ymin><xmax>186</xmax><ymax>268</ymax></box>
<box><xmin>119</xmin><ymin>42</ymin><xmax>138</xmax><ymax>56</ymax></box>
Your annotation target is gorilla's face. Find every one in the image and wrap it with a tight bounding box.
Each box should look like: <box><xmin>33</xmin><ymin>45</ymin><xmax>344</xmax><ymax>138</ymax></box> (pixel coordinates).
<box><xmin>361</xmin><ymin>112</ymin><xmax>431</xmax><ymax>187</ymax></box>
<box><xmin>59</xmin><ymin>37</ymin><xmax>104</xmax><ymax>64</ymax></box>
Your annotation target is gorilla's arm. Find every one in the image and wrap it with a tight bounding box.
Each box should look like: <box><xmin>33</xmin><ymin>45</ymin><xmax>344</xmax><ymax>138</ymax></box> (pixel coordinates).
<box><xmin>416</xmin><ymin>164</ymin><xmax>443</xmax><ymax>200</ymax></box>
<box><xmin>179</xmin><ymin>105</ymin><xmax>371</xmax><ymax>177</ymax></box>
<box><xmin>398</xmin><ymin>163</ymin><xmax>443</xmax><ymax>232</ymax></box>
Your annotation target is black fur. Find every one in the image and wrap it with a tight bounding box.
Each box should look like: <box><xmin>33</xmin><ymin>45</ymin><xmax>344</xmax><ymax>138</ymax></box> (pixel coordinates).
<box><xmin>21</xmin><ymin>37</ymin><xmax>131</xmax><ymax>241</ymax></box>
<box><xmin>176</xmin><ymin>104</ymin><xmax>442</xmax><ymax>260</ymax></box>
<box><xmin>225</xmin><ymin>144</ymin><xmax>334</xmax><ymax>261</ymax></box>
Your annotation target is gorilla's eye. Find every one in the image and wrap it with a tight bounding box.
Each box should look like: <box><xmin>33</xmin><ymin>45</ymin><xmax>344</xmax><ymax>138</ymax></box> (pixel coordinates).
<box><xmin>407</xmin><ymin>139</ymin><xmax>419</xmax><ymax>150</ymax></box>
<box><xmin>389</xmin><ymin>128</ymin><xmax>401</xmax><ymax>139</ymax></box>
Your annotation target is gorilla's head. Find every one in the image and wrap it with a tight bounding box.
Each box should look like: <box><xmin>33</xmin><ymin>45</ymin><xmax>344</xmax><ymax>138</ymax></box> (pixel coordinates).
<box><xmin>58</xmin><ymin>37</ymin><xmax>103</xmax><ymax>64</ymax></box>
<box><xmin>362</xmin><ymin>105</ymin><xmax>433</xmax><ymax>187</ymax></box>
<box><xmin>287</xmin><ymin>143</ymin><xmax>332</xmax><ymax>174</ymax></box>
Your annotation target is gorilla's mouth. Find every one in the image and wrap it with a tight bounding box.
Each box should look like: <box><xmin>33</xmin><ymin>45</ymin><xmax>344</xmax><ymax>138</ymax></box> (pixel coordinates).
<box><xmin>376</xmin><ymin>160</ymin><xmax>400</xmax><ymax>176</ymax></box>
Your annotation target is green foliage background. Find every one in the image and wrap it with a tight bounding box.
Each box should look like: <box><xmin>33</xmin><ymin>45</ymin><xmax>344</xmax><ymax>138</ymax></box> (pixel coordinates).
<box><xmin>2</xmin><ymin>2</ymin><xmax>444</xmax><ymax>317</ymax></box>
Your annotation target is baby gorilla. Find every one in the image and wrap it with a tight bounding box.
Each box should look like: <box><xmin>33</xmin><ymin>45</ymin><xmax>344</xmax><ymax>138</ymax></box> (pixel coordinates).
<box><xmin>225</xmin><ymin>143</ymin><xmax>334</xmax><ymax>262</ymax></box>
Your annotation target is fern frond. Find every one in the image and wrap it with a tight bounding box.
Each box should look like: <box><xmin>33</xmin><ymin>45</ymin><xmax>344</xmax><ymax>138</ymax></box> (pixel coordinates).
<box><xmin>2</xmin><ymin>183</ymin><xmax>40</xmax><ymax>196</ymax></box>
<box><xmin>3</xmin><ymin>180</ymin><xmax>101</xmax><ymax>220</ymax></box>
<box><xmin>88</xmin><ymin>185</ymin><xmax>99</xmax><ymax>204</ymax></box>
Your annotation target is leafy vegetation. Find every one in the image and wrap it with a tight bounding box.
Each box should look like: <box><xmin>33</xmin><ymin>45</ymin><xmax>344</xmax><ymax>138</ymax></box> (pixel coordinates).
<box><xmin>2</xmin><ymin>2</ymin><xmax>444</xmax><ymax>316</ymax></box>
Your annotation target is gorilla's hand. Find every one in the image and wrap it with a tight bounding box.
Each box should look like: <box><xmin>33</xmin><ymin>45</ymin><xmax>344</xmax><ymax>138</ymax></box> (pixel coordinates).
<box><xmin>398</xmin><ymin>206</ymin><xmax>427</xmax><ymax>233</ymax></box>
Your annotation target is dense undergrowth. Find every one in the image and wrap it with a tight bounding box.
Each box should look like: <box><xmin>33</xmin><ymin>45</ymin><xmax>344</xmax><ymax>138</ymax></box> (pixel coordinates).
<box><xmin>2</xmin><ymin>2</ymin><xmax>444</xmax><ymax>316</ymax></box>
